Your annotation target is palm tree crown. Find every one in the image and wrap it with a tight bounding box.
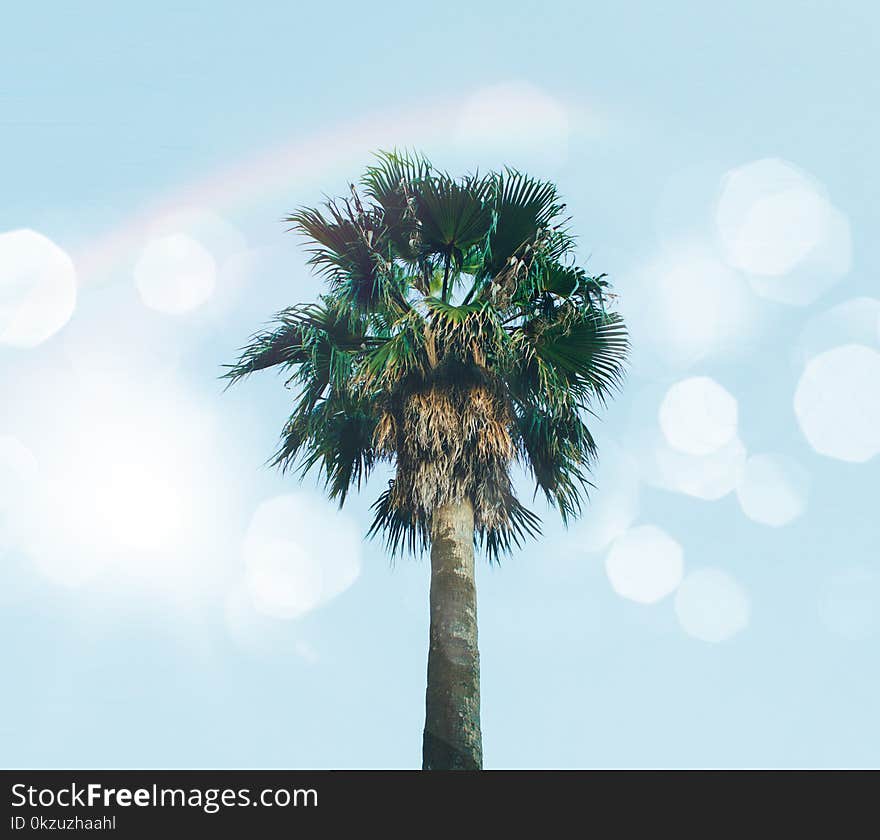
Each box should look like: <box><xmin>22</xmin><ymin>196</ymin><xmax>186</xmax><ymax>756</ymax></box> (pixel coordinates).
<box><xmin>225</xmin><ymin>151</ymin><xmax>628</xmax><ymax>560</ymax></box>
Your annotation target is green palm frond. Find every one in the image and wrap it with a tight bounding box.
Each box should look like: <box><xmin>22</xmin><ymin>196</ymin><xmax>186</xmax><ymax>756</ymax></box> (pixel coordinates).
<box><xmin>413</xmin><ymin>173</ymin><xmax>494</xmax><ymax>266</ymax></box>
<box><xmin>362</xmin><ymin>149</ymin><xmax>431</xmax><ymax>262</ymax></box>
<box><xmin>532</xmin><ymin>311</ymin><xmax>628</xmax><ymax>404</ymax></box>
<box><xmin>483</xmin><ymin>170</ymin><xmax>568</xmax><ymax>277</ymax></box>
<box><xmin>359</xmin><ymin>312</ymin><xmax>426</xmax><ymax>386</ymax></box>
<box><xmin>222</xmin><ymin>319</ymin><xmax>308</xmax><ymax>386</ymax></box>
<box><xmin>273</xmin><ymin>394</ymin><xmax>377</xmax><ymax>503</ymax></box>
<box><xmin>423</xmin><ymin>296</ymin><xmax>511</xmax><ymax>369</ymax></box>
<box><xmin>222</xmin><ymin>302</ymin><xmax>359</xmax><ymax>385</ymax></box>
<box><xmin>362</xmin><ymin>149</ymin><xmax>431</xmax><ymax>207</ymax></box>
<box><xmin>513</xmin><ymin>401</ymin><xmax>597</xmax><ymax>522</ymax></box>
<box><xmin>368</xmin><ymin>482</ymin><xmax>431</xmax><ymax>556</ymax></box>
<box><xmin>287</xmin><ymin>201</ymin><xmax>399</xmax><ymax>313</ymax></box>
<box><xmin>423</xmin><ymin>296</ymin><xmax>486</xmax><ymax>323</ymax></box>
<box><xmin>477</xmin><ymin>492</ymin><xmax>543</xmax><ymax>559</ymax></box>
<box><xmin>532</xmin><ymin>260</ymin><xmax>587</xmax><ymax>299</ymax></box>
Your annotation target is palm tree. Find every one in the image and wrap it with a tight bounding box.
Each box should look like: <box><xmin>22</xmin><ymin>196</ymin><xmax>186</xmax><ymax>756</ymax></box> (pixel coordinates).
<box><xmin>224</xmin><ymin>151</ymin><xmax>627</xmax><ymax>770</ymax></box>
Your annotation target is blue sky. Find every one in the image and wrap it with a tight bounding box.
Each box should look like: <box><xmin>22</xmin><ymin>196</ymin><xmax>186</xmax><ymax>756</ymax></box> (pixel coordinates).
<box><xmin>2</xmin><ymin>1</ymin><xmax>879</xmax><ymax>768</ymax></box>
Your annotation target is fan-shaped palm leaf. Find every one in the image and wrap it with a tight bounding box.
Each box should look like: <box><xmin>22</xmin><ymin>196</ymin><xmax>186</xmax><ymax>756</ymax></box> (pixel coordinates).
<box><xmin>483</xmin><ymin>170</ymin><xmax>568</xmax><ymax>277</ymax></box>
<box><xmin>413</xmin><ymin>174</ymin><xmax>494</xmax><ymax>271</ymax></box>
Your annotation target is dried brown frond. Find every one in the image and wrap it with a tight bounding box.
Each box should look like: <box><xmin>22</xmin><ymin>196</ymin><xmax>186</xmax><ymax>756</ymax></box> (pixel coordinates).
<box><xmin>378</xmin><ymin>378</ymin><xmax>518</xmax><ymax>541</ymax></box>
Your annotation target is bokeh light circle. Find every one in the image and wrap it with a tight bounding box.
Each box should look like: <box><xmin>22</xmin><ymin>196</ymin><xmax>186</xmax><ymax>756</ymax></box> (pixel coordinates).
<box><xmin>716</xmin><ymin>158</ymin><xmax>829</xmax><ymax>275</ymax></box>
<box><xmin>605</xmin><ymin>525</ymin><xmax>684</xmax><ymax>604</ymax></box>
<box><xmin>618</xmin><ymin>242</ymin><xmax>756</xmax><ymax>371</ymax></box>
<box><xmin>659</xmin><ymin>376</ymin><xmax>738</xmax><ymax>456</ymax></box>
<box><xmin>243</xmin><ymin>493</ymin><xmax>361</xmax><ymax>620</ymax></box>
<box><xmin>135</xmin><ymin>233</ymin><xmax>217</xmax><ymax>314</ymax></box>
<box><xmin>735</xmin><ymin>453</ymin><xmax>809</xmax><ymax>527</ymax></box>
<box><xmin>794</xmin><ymin>344</ymin><xmax>880</xmax><ymax>462</ymax></box>
<box><xmin>0</xmin><ymin>229</ymin><xmax>77</xmax><ymax>348</ymax></box>
<box><xmin>675</xmin><ymin>568</ymin><xmax>750</xmax><ymax>642</ymax></box>
<box><xmin>715</xmin><ymin>158</ymin><xmax>851</xmax><ymax>305</ymax></box>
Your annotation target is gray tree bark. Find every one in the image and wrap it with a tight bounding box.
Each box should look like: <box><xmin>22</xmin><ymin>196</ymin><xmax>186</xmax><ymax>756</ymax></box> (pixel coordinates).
<box><xmin>422</xmin><ymin>498</ymin><xmax>482</xmax><ymax>770</ymax></box>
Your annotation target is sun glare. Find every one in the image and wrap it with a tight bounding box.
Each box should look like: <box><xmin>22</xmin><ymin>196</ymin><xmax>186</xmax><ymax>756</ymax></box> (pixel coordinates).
<box><xmin>13</xmin><ymin>368</ymin><xmax>229</xmax><ymax>593</ymax></box>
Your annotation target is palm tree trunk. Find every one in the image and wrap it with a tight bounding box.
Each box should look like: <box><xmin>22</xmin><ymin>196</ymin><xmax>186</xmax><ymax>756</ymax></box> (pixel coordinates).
<box><xmin>422</xmin><ymin>498</ymin><xmax>482</xmax><ymax>770</ymax></box>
